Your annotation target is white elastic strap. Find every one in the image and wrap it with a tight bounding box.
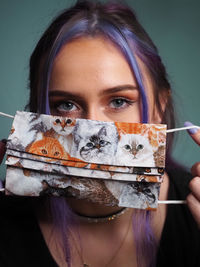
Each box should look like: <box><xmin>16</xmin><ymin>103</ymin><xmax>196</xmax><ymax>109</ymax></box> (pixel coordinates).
<box><xmin>0</xmin><ymin>112</ymin><xmax>14</xmax><ymax>119</ymax></box>
<box><xmin>166</xmin><ymin>125</ymin><xmax>200</xmax><ymax>133</ymax></box>
<box><xmin>158</xmin><ymin>200</ymin><xmax>186</xmax><ymax>204</ymax></box>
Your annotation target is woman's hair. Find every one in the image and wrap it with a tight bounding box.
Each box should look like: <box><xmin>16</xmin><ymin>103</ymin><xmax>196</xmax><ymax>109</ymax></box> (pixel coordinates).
<box><xmin>28</xmin><ymin>1</ymin><xmax>175</xmax><ymax>266</ymax></box>
<box><xmin>28</xmin><ymin>0</ymin><xmax>175</xmax><ymax>138</ymax></box>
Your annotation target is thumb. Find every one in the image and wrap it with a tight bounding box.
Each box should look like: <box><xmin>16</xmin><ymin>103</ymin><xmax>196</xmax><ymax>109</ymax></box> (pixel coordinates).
<box><xmin>184</xmin><ymin>121</ymin><xmax>200</xmax><ymax>146</ymax></box>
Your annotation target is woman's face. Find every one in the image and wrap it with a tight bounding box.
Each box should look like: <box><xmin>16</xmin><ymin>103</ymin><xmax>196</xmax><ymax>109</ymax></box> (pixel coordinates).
<box><xmin>49</xmin><ymin>37</ymin><xmax>157</xmax><ymax>123</ymax></box>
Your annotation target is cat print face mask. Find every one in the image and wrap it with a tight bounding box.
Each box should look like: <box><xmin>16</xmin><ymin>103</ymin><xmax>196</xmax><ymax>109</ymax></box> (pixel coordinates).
<box><xmin>5</xmin><ymin>111</ymin><xmax>166</xmax><ymax>210</ymax></box>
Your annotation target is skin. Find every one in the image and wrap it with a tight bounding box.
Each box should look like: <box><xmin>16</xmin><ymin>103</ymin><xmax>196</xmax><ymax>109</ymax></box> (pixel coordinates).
<box><xmin>49</xmin><ymin>37</ymin><xmax>142</xmax><ymax>123</ymax></box>
<box><xmin>1</xmin><ymin>36</ymin><xmax>200</xmax><ymax>266</ymax></box>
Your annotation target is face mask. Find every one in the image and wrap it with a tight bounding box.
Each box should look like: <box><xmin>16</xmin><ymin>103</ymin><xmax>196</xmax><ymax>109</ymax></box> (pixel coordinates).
<box><xmin>5</xmin><ymin>111</ymin><xmax>166</xmax><ymax>210</ymax></box>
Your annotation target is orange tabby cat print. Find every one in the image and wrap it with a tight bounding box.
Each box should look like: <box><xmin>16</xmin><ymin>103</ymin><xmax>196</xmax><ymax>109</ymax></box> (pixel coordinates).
<box><xmin>27</xmin><ymin>136</ymin><xmax>67</xmax><ymax>160</ymax></box>
<box><xmin>114</xmin><ymin>122</ymin><xmax>148</xmax><ymax>135</ymax></box>
<box><xmin>148</xmin><ymin>126</ymin><xmax>166</xmax><ymax>148</ymax></box>
<box><xmin>27</xmin><ymin>136</ymin><xmax>88</xmax><ymax>167</ymax></box>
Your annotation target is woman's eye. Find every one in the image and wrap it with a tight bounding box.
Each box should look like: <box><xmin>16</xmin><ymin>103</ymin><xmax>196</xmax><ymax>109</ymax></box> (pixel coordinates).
<box><xmin>109</xmin><ymin>98</ymin><xmax>133</xmax><ymax>109</ymax></box>
<box><xmin>57</xmin><ymin>102</ymin><xmax>77</xmax><ymax>112</ymax></box>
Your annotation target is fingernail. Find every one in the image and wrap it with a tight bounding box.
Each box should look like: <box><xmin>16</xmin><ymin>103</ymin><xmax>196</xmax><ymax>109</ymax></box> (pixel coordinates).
<box><xmin>184</xmin><ymin>121</ymin><xmax>199</xmax><ymax>135</ymax></box>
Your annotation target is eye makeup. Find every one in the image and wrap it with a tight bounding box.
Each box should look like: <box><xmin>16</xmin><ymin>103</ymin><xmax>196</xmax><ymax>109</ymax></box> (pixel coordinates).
<box><xmin>49</xmin><ymin>85</ymin><xmax>140</xmax><ymax>120</ymax></box>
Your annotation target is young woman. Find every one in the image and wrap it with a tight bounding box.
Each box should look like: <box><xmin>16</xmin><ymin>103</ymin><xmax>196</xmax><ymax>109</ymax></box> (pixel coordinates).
<box><xmin>0</xmin><ymin>1</ymin><xmax>200</xmax><ymax>266</ymax></box>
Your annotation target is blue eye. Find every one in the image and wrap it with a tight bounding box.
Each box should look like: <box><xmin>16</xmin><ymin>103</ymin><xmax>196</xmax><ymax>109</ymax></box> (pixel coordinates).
<box><xmin>109</xmin><ymin>98</ymin><xmax>134</xmax><ymax>110</ymax></box>
<box><xmin>110</xmin><ymin>98</ymin><xmax>126</xmax><ymax>108</ymax></box>
<box><xmin>57</xmin><ymin>102</ymin><xmax>77</xmax><ymax>112</ymax></box>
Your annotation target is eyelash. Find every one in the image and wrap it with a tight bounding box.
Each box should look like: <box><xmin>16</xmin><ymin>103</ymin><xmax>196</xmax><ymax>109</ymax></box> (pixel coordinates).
<box><xmin>50</xmin><ymin>97</ymin><xmax>136</xmax><ymax>115</ymax></box>
<box><xmin>50</xmin><ymin>101</ymin><xmax>80</xmax><ymax>114</ymax></box>
<box><xmin>109</xmin><ymin>97</ymin><xmax>135</xmax><ymax>110</ymax></box>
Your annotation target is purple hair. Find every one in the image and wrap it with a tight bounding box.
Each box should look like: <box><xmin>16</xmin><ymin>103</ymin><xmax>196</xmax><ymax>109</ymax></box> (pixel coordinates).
<box><xmin>28</xmin><ymin>1</ymin><xmax>175</xmax><ymax>266</ymax></box>
<box><xmin>41</xmin><ymin>20</ymin><xmax>149</xmax><ymax>122</ymax></box>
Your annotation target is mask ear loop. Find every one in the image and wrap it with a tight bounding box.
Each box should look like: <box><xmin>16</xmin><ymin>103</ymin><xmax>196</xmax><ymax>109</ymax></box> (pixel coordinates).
<box><xmin>160</xmin><ymin>124</ymin><xmax>200</xmax><ymax>205</ymax></box>
<box><xmin>0</xmin><ymin>112</ymin><xmax>14</xmax><ymax>119</ymax></box>
<box><xmin>166</xmin><ymin>125</ymin><xmax>200</xmax><ymax>133</ymax></box>
<box><xmin>0</xmin><ymin>111</ymin><xmax>199</xmax><ymax>204</ymax></box>
<box><xmin>158</xmin><ymin>200</ymin><xmax>186</xmax><ymax>204</ymax></box>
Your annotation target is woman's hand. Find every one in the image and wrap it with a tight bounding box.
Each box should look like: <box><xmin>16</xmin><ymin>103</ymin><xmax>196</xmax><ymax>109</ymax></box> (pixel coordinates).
<box><xmin>185</xmin><ymin>122</ymin><xmax>200</xmax><ymax>227</ymax></box>
<box><xmin>0</xmin><ymin>140</ymin><xmax>6</xmax><ymax>164</ymax></box>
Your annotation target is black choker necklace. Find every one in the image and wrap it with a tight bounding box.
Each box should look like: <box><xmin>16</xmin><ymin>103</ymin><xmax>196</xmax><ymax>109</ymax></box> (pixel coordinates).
<box><xmin>73</xmin><ymin>207</ymin><xmax>129</xmax><ymax>223</ymax></box>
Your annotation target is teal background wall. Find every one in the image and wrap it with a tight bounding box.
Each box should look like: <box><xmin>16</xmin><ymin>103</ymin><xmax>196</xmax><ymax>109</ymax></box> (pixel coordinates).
<box><xmin>0</xmin><ymin>0</ymin><xmax>200</xmax><ymax>178</ymax></box>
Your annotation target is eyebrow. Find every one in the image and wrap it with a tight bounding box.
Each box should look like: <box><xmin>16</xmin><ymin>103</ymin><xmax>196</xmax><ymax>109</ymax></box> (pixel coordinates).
<box><xmin>49</xmin><ymin>84</ymin><xmax>138</xmax><ymax>99</ymax></box>
<box><xmin>49</xmin><ymin>91</ymin><xmax>84</xmax><ymax>100</ymax></box>
<box><xmin>101</xmin><ymin>85</ymin><xmax>138</xmax><ymax>95</ymax></box>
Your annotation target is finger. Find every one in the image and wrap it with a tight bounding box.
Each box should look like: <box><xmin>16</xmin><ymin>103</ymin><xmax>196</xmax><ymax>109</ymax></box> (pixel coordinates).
<box><xmin>191</xmin><ymin>162</ymin><xmax>200</xmax><ymax>177</ymax></box>
<box><xmin>184</xmin><ymin>121</ymin><xmax>200</xmax><ymax>146</ymax></box>
<box><xmin>187</xmin><ymin>193</ymin><xmax>200</xmax><ymax>228</ymax></box>
<box><xmin>189</xmin><ymin>176</ymin><xmax>200</xmax><ymax>200</ymax></box>
<box><xmin>0</xmin><ymin>139</ymin><xmax>6</xmax><ymax>164</ymax></box>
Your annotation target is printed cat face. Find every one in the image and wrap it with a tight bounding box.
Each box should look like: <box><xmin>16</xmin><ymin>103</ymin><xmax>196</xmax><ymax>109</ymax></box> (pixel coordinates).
<box><xmin>28</xmin><ymin>113</ymin><xmax>76</xmax><ymax>136</ymax></box>
<box><xmin>121</xmin><ymin>134</ymin><xmax>150</xmax><ymax>157</ymax></box>
<box><xmin>34</xmin><ymin>115</ymin><xmax>76</xmax><ymax>136</ymax></box>
<box><xmin>73</xmin><ymin>120</ymin><xmax>118</xmax><ymax>163</ymax></box>
<box><xmin>79</xmin><ymin>126</ymin><xmax>111</xmax><ymax>160</ymax></box>
<box><xmin>52</xmin><ymin>117</ymin><xmax>76</xmax><ymax>135</ymax></box>
<box><xmin>127</xmin><ymin>182</ymin><xmax>156</xmax><ymax>205</ymax></box>
<box><xmin>116</xmin><ymin>134</ymin><xmax>155</xmax><ymax>167</ymax></box>
<box><xmin>27</xmin><ymin>136</ymin><xmax>66</xmax><ymax>159</ymax></box>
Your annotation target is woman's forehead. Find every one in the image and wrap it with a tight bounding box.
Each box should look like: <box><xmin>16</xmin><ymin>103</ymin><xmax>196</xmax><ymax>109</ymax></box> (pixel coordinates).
<box><xmin>50</xmin><ymin>36</ymin><xmax>137</xmax><ymax>90</ymax></box>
